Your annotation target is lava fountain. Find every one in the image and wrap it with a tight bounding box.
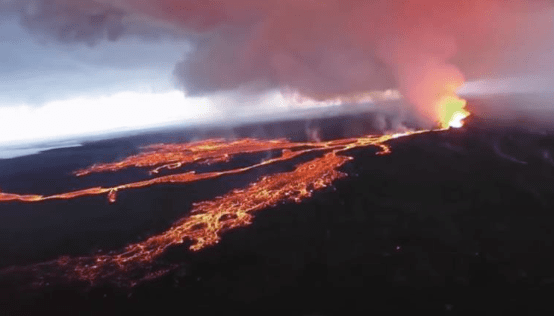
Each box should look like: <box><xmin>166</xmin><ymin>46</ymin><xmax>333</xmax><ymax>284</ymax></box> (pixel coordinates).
<box><xmin>437</xmin><ymin>95</ymin><xmax>470</xmax><ymax>129</ymax></box>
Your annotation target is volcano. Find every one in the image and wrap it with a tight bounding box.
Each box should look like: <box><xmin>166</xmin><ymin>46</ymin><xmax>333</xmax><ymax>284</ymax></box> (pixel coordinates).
<box><xmin>1</xmin><ymin>97</ymin><xmax>554</xmax><ymax>315</ymax></box>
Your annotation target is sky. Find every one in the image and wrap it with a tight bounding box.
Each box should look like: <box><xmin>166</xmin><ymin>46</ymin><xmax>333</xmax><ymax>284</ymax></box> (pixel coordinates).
<box><xmin>0</xmin><ymin>13</ymin><xmax>211</xmax><ymax>146</ymax></box>
<box><xmin>1</xmin><ymin>0</ymin><xmax>553</xmax><ymax>148</ymax></box>
<box><xmin>0</xmin><ymin>11</ymin><xmax>343</xmax><ymax>147</ymax></box>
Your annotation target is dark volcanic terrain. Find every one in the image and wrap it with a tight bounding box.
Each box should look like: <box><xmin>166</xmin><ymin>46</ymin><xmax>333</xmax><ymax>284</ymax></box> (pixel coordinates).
<box><xmin>2</xmin><ymin>109</ymin><xmax>554</xmax><ymax>315</ymax></box>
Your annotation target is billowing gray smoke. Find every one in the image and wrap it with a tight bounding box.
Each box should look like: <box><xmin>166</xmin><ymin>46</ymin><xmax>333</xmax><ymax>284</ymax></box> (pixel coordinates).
<box><xmin>2</xmin><ymin>0</ymin><xmax>553</xmax><ymax>124</ymax></box>
<box><xmin>1</xmin><ymin>0</ymin><xmax>125</xmax><ymax>43</ymax></box>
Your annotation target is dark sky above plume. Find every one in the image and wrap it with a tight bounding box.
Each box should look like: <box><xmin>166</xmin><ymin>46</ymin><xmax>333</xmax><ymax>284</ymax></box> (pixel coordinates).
<box><xmin>0</xmin><ymin>0</ymin><xmax>553</xmax><ymax>144</ymax></box>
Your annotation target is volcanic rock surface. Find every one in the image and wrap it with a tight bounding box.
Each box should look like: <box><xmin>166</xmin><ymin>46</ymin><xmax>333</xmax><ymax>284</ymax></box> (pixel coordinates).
<box><xmin>1</xmin><ymin>109</ymin><xmax>554</xmax><ymax>315</ymax></box>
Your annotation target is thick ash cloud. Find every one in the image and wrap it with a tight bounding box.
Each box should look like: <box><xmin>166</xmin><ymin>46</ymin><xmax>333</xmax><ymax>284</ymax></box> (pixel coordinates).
<box><xmin>120</xmin><ymin>0</ymin><xmax>554</xmax><ymax>122</ymax></box>
<box><xmin>4</xmin><ymin>0</ymin><xmax>554</xmax><ymax>123</ymax></box>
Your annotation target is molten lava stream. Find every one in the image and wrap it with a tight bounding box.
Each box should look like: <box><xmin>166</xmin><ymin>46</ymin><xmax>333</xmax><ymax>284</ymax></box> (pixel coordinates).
<box><xmin>2</xmin><ymin>149</ymin><xmax>353</xmax><ymax>286</ymax></box>
<box><xmin>0</xmin><ymin>135</ymin><xmax>402</xmax><ymax>204</ymax></box>
<box><xmin>0</xmin><ymin>99</ymin><xmax>469</xmax><ymax>286</ymax></box>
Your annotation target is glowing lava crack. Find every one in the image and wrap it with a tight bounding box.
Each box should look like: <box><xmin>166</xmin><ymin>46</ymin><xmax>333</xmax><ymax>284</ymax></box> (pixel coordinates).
<box><xmin>0</xmin><ymin>107</ymin><xmax>468</xmax><ymax>286</ymax></box>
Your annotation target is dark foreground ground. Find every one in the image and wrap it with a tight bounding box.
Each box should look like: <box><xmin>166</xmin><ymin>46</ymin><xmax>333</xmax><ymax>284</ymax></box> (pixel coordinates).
<box><xmin>2</xmin><ymin>105</ymin><xmax>554</xmax><ymax>315</ymax></box>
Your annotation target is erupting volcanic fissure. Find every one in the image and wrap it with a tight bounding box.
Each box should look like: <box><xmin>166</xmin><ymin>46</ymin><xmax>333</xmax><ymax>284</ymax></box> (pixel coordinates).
<box><xmin>438</xmin><ymin>95</ymin><xmax>470</xmax><ymax>129</ymax></box>
<box><xmin>0</xmin><ymin>109</ymin><xmax>468</xmax><ymax>286</ymax></box>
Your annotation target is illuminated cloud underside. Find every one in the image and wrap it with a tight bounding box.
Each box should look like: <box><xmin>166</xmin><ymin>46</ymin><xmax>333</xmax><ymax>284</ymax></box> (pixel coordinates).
<box><xmin>0</xmin><ymin>91</ymin><xmax>215</xmax><ymax>146</ymax></box>
<box><xmin>0</xmin><ymin>88</ymin><xmax>407</xmax><ymax>148</ymax></box>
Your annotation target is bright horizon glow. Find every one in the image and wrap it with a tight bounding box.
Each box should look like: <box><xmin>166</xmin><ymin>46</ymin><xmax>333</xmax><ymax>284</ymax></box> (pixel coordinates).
<box><xmin>0</xmin><ymin>89</ymin><xmax>346</xmax><ymax>148</ymax></box>
<box><xmin>0</xmin><ymin>90</ymin><xmax>217</xmax><ymax>146</ymax></box>
<box><xmin>0</xmin><ymin>88</ymin><xmax>402</xmax><ymax>149</ymax></box>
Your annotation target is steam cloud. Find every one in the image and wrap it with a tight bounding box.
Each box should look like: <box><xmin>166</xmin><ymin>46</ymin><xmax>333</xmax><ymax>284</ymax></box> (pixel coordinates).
<box><xmin>4</xmin><ymin>0</ymin><xmax>554</xmax><ymax>124</ymax></box>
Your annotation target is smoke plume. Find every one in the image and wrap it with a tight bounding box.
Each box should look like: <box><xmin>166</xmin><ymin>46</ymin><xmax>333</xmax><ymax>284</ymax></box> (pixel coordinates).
<box><xmin>4</xmin><ymin>0</ymin><xmax>554</xmax><ymax>125</ymax></box>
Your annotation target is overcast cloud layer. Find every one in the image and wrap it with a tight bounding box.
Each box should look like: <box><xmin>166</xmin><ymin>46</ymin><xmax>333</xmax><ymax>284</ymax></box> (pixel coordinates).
<box><xmin>0</xmin><ymin>16</ymin><xmax>189</xmax><ymax>104</ymax></box>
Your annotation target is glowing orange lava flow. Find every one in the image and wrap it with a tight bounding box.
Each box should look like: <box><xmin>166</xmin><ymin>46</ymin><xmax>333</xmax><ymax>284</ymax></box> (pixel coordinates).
<box><xmin>0</xmin><ymin>133</ymin><xmax>427</xmax><ymax>205</ymax></box>
<box><xmin>74</xmin><ymin>138</ymin><xmax>302</xmax><ymax>176</ymax></box>
<box><xmin>0</xmin><ymin>118</ymin><xmax>466</xmax><ymax>286</ymax></box>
